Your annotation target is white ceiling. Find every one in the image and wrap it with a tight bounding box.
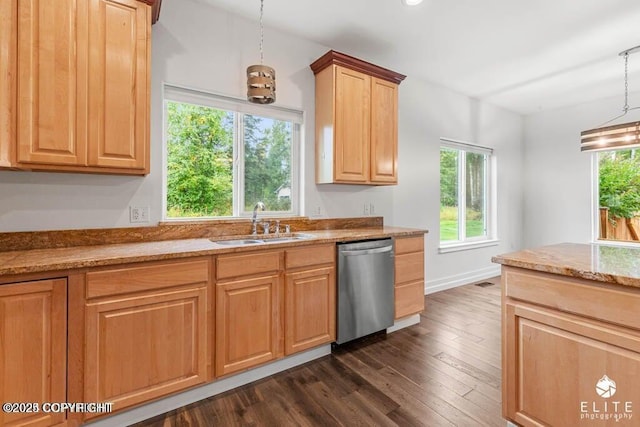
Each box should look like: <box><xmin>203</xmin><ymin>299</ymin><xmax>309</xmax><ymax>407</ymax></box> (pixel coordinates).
<box><xmin>198</xmin><ymin>0</ymin><xmax>640</xmax><ymax>116</ymax></box>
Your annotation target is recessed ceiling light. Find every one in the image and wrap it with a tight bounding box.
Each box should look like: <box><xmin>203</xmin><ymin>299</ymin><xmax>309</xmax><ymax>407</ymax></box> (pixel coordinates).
<box><xmin>401</xmin><ymin>0</ymin><xmax>423</xmax><ymax>5</ymax></box>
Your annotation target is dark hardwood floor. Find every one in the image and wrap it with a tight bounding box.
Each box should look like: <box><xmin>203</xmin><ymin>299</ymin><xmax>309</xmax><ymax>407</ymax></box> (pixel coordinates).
<box><xmin>133</xmin><ymin>277</ymin><xmax>504</xmax><ymax>427</ymax></box>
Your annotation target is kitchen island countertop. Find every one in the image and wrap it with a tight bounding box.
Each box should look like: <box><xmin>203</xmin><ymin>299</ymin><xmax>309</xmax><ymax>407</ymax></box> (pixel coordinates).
<box><xmin>0</xmin><ymin>226</ymin><xmax>426</xmax><ymax>276</ymax></box>
<box><xmin>492</xmin><ymin>242</ymin><xmax>640</xmax><ymax>289</ymax></box>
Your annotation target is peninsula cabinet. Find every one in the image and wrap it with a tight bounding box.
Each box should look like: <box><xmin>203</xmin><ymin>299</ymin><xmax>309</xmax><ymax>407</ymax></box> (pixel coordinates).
<box><xmin>0</xmin><ymin>278</ymin><xmax>67</xmax><ymax>427</ymax></box>
<box><xmin>394</xmin><ymin>235</ymin><xmax>425</xmax><ymax>319</ymax></box>
<box><xmin>502</xmin><ymin>266</ymin><xmax>640</xmax><ymax>427</ymax></box>
<box><xmin>215</xmin><ymin>251</ymin><xmax>283</xmax><ymax>377</ymax></box>
<box><xmin>83</xmin><ymin>258</ymin><xmax>211</xmax><ymax>419</ymax></box>
<box><xmin>284</xmin><ymin>244</ymin><xmax>336</xmax><ymax>355</ymax></box>
<box><xmin>0</xmin><ymin>0</ymin><xmax>153</xmax><ymax>175</ymax></box>
<box><xmin>310</xmin><ymin>50</ymin><xmax>405</xmax><ymax>185</ymax></box>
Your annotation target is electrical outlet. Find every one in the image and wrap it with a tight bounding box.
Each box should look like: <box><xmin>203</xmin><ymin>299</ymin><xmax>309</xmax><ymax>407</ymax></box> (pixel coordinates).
<box><xmin>130</xmin><ymin>206</ymin><xmax>150</xmax><ymax>223</ymax></box>
<box><xmin>363</xmin><ymin>203</ymin><xmax>370</xmax><ymax>216</ymax></box>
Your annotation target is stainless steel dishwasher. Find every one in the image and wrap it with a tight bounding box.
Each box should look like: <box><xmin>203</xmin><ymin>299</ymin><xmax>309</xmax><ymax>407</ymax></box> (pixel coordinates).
<box><xmin>336</xmin><ymin>238</ymin><xmax>394</xmax><ymax>344</ymax></box>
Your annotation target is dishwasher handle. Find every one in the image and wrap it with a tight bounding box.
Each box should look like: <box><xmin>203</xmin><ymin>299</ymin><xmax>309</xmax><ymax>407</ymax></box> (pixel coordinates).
<box><xmin>340</xmin><ymin>246</ymin><xmax>393</xmax><ymax>256</ymax></box>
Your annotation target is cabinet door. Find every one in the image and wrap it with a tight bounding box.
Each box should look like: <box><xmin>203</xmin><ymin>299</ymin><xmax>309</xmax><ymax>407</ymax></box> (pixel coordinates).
<box><xmin>85</xmin><ymin>285</ymin><xmax>208</xmax><ymax>417</ymax></box>
<box><xmin>17</xmin><ymin>0</ymin><xmax>85</xmax><ymax>166</ymax></box>
<box><xmin>86</xmin><ymin>0</ymin><xmax>149</xmax><ymax>171</ymax></box>
<box><xmin>505</xmin><ymin>302</ymin><xmax>640</xmax><ymax>427</ymax></box>
<box><xmin>0</xmin><ymin>279</ymin><xmax>67</xmax><ymax>427</ymax></box>
<box><xmin>370</xmin><ymin>78</ymin><xmax>398</xmax><ymax>184</ymax></box>
<box><xmin>216</xmin><ymin>275</ymin><xmax>280</xmax><ymax>376</ymax></box>
<box><xmin>285</xmin><ymin>266</ymin><xmax>335</xmax><ymax>355</ymax></box>
<box><xmin>334</xmin><ymin>66</ymin><xmax>370</xmax><ymax>183</ymax></box>
<box><xmin>0</xmin><ymin>0</ymin><xmax>16</xmax><ymax>167</ymax></box>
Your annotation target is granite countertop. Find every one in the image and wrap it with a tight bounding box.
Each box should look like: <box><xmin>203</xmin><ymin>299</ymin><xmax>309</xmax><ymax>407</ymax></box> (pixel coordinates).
<box><xmin>492</xmin><ymin>242</ymin><xmax>640</xmax><ymax>288</ymax></box>
<box><xmin>0</xmin><ymin>227</ymin><xmax>426</xmax><ymax>276</ymax></box>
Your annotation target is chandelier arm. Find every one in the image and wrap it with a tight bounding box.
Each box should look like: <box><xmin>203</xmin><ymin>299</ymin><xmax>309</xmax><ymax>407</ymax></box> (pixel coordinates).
<box><xmin>597</xmin><ymin>107</ymin><xmax>640</xmax><ymax>128</ymax></box>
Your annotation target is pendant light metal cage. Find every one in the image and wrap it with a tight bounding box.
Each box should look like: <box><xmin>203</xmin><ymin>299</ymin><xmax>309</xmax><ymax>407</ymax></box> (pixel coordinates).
<box><xmin>247</xmin><ymin>65</ymin><xmax>276</xmax><ymax>104</ymax></box>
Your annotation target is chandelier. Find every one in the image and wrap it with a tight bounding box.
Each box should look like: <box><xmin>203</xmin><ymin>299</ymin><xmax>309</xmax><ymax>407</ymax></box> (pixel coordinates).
<box><xmin>581</xmin><ymin>45</ymin><xmax>640</xmax><ymax>152</ymax></box>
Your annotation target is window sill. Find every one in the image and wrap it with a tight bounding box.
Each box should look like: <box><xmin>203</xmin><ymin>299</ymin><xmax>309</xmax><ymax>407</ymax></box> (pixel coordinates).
<box><xmin>438</xmin><ymin>239</ymin><xmax>500</xmax><ymax>254</ymax></box>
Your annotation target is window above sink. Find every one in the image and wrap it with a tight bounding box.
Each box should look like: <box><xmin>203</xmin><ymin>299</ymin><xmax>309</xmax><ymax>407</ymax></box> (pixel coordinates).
<box><xmin>162</xmin><ymin>84</ymin><xmax>303</xmax><ymax>220</ymax></box>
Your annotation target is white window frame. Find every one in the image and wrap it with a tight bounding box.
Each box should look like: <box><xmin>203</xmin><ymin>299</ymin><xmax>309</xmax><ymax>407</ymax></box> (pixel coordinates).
<box><xmin>162</xmin><ymin>83</ymin><xmax>302</xmax><ymax>220</ymax></box>
<box><xmin>439</xmin><ymin>138</ymin><xmax>499</xmax><ymax>253</ymax></box>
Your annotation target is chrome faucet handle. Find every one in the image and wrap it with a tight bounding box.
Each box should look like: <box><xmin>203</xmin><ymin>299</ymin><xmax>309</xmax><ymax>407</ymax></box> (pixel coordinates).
<box><xmin>262</xmin><ymin>221</ymin><xmax>270</xmax><ymax>235</ymax></box>
<box><xmin>285</xmin><ymin>224</ymin><xmax>291</xmax><ymax>234</ymax></box>
<box><xmin>274</xmin><ymin>220</ymin><xmax>281</xmax><ymax>235</ymax></box>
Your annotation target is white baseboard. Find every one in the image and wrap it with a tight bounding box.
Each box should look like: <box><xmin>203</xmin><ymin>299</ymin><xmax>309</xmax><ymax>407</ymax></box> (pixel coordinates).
<box><xmin>425</xmin><ymin>265</ymin><xmax>501</xmax><ymax>295</ymax></box>
<box><xmin>387</xmin><ymin>313</ymin><xmax>420</xmax><ymax>333</ymax></box>
<box><xmin>506</xmin><ymin>421</ymin><xmax>519</xmax><ymax>427</ymax></box>
<box><xmin>86</xmin><ymin>345</ymin><xmax>331</xmax><ymax>427</ymax></box>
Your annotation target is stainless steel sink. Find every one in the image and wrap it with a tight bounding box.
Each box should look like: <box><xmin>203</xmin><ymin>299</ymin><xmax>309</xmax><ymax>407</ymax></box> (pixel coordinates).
<box><xmin>212</xmin><ymin>234</ymin><xmax>314</xmax><ymax>246</ymax></box>
<box><xmin>262</xmin><ymin>236</ymin><xmax>309</xmax><ymax>243</ymax></box>
<box><xmin>214</xmin><ymin>239</ymin><xmax>264</xmax><ymax>246</ymax></box>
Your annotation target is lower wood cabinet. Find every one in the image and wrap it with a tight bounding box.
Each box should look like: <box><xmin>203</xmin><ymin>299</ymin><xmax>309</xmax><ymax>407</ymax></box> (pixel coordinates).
<box><xmin>285</xmin><ymin>245</ymin><xmax>336</xmax><ymax>355</ymax></box>
<box><xmin>0</xmin><ymin>242</ymin><xmax>341</xmax><ymax>425</ymax></box>
<box><xmin>0</xmin><ymin>278</ymin><xmax>67</xmax><ymax>427</ymax></box>
<box><xmin>503</xmin><ymin>266</ymin><xmax>640</xmax><ymax>427</ymax></box>
<box><xmin>394</xmin><ymin>235</ymin><xmax>425</xmax><ymax>319</ymax></box>
<box><xmin>83</xmin><ymin>258</ymin><xmax>211</xmax><ymax>418</ymax></box>
<box><xmin>215</xmin><ymin>274</ymin><xmax>281</xmax><ymax>376</ymax></box>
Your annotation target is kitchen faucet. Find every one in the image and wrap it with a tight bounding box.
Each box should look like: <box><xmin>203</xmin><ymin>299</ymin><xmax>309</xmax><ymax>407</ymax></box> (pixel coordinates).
<box><xmin>251</xmin><ymin>202</ymin><xmax>265</xmax><ymax>235</ymax></box>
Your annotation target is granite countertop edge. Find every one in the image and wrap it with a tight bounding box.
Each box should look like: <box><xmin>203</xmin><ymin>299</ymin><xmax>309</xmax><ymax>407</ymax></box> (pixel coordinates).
<box><xmin>0</xmin><ymin>227</ymin><xmax>427</xmax><ymax>277</ymax></box>
<box><xmin>492</xmin><ymin>242</ymin><xmax>640</xmax><ymax>289</ymax></box>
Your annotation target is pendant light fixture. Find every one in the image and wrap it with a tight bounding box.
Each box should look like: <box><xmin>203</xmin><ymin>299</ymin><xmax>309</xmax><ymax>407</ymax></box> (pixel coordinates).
<box><xmin>581</xmin><ymin>45</ymin><xmax>640</xmax><ymax>152</ymax></box>
<box><xmin>247</xmin><ymin>0</ymin><xmax>276</xmax><ymax>104</ymax></box>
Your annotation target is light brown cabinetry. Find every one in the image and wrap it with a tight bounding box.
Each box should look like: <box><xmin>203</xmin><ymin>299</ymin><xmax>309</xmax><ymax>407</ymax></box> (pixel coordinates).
<box><xmin>394</xmin><ymin>235</ymin><xmax>425</xmax><ymax>319</ymax></box>
<box><xmin>284</xmin><ymin>245</ymin><xmax>336</xmax><ymax>355</ymax></box>
<box><xmin>83</xmin><ymin>258</ymin><xmax>211</xmax><ymax>418</ymax></box>
<box><xmin>310</xmin><ymin>50</ymin><xmax>405</xmax><ymax>185</ymax></box>
<box><xmin>502</xmin><ymin>266</ymin><xmax>640</xmax><ymax>427</ymax></box>
<box><xmin>0</xmin><ymin>278</ymin><xmax>67</xmax><ymax>427</ymax></box>
<box><xmin>215</xmin><ymin>251</ymin><xmax>283</xmax><ymax>377</ymax></box>
<box><xmin>0</xmin><ymin>0</ymin><xmax>151</xmax><ymax>174</ymax></box>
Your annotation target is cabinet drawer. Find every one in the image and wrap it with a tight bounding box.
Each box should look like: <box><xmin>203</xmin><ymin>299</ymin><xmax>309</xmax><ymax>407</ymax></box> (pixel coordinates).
<box><xmin>86</xmin><ymin>258</ymin><xmax>210</xmax><ymax>299</ymax></box>
<box><xmin>217</xmin><ymin>251</ymin><xmax>281</xmax><ymax>280</ymax></box>
<box><xmin>504</xmin><ymin>266</ymin><xmax>640</xmax><ymax>331</ymax></box>
<box><xmin>286</xmin><ymin>244</ymin><xmax>334</xmax><ymax>270</ymax></box>
<box><xmin>395</xmin><ymin>235</ymin><xmax>424</xmax><ymax>254</ymax></box>
<box><xmin>395</xmin><ymin>280</ymin><xmax>424</xmax><ymax>319</ymax></box>
<box><xmin>395</xmin><ymin>251</ymin><xmax>424</xmax><ymax>284</ymax></box>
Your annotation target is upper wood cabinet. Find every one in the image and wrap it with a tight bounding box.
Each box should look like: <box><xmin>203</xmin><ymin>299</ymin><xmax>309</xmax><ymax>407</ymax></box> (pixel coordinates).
<box><xmin>0</xmin><ymin>0</ymin><xmax>152</xmax><ymax>175</ymax></box>
<box><xmin>311</xmin><ymin>50</ymin><xmax>405</xmax><ymax>185</ymax></box>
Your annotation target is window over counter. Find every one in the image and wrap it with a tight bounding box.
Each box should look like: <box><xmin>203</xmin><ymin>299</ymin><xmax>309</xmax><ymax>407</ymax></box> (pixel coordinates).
<box><xmin>163</xmin><ymin>85</ymin><xmax>302</xmax><ymax>219</ymax></box>
<box><xmin>594</xmin><ymin>148</ymin><xmax>640</xmax><ymax>244</ymax></box>
<box><xmin>439</xmin><ymin>138</ymin><xmax>497</xmax><ymax>253</ymax></box>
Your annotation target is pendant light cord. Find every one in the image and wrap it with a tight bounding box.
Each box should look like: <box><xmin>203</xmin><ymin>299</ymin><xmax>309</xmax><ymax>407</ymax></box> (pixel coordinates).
<box><xmin>624</xmin><ymin>52</ymin><xmax>629</xmax><ymax>114</ymax></box>
<box><xmin>260</xmin><ymin>0</ymin><xmax>264</xmax><ymax>65</ymax></box>
<box><xmin>597</xmin><ymin>48</ymin><xmax>640</xmax><ymax>127</ymax></box>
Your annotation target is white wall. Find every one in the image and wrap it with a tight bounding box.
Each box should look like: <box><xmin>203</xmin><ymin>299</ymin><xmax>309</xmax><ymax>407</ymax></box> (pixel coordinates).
<box><xmin>0</xmin><ymin>0</ymin><xmax>525</xmax><ymax>289</ymax></box>
<box><xmin>393</xmin><ymin>78</ymin><xmax>524</xmax><ymax>292</ymax></box>
<box><xmin>522</xmin><ymin>94</ymin><xmax>640</xmax><ymax>248</ymax></box>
